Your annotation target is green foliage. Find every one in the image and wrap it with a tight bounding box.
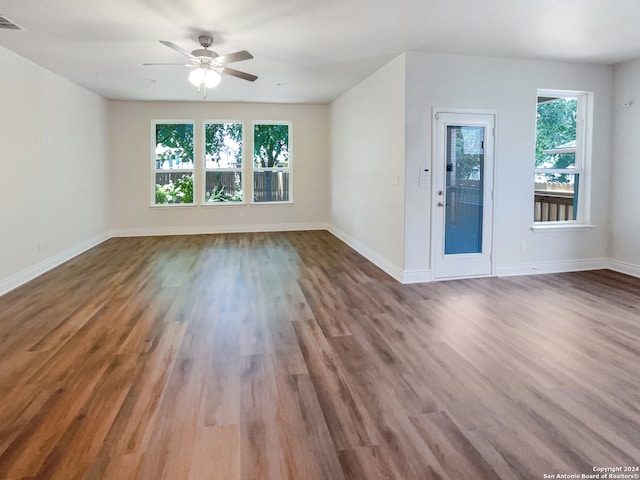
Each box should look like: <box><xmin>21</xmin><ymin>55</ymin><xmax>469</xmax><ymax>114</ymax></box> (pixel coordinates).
<box><xmin>535</xmin><ymin>98</ymin><xmax>577</xmax><ymax>168</ymax></box>
<box><xmin>205</xmin><ymin>123</ymin><xmax>243</xmax><ymax>165</ymax></box>
<box><xmin>254</xmin><ymin>124</ymin><xmax>289</xmax><ymax>168</ymax></box>
<box><xmin>156</xmin><ymin>123</ymin><xmax>194</xmax><ymax>165</ymax></box>
<box><xmin>155</xmin><ymin>175</ymin><xmax>194</xmax><ymax>204</ymax></box>
<box><xmin>205</xmin><ymin>184</ymin><xmax>243</xmax><ymax>202</ymax></box>
<box><xmin>155</xmin><ymin>183</ymin><xmax>173</xmax><ymax>204</ymax></box>
<box><xmin>450</xmin><ymin>126</ymin><xmax>483</xmax><ymax>181</ymax></box>
<box><xmin>204</xmin><ymin>171</ymin><xmax>243</xmax><ymax>203</ymax></box>
<box><xmin>254</xmin><ymin>124</ymin><xmax>289</xmax><ymax>202</ymax></box>
<box><xmin>174</xmin><ymin>175</ymin><xmax>193</xmax><ymax>203</ymax></box>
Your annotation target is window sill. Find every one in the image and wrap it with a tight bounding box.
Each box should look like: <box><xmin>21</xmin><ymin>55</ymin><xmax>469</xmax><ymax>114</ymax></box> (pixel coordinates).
<box><xmin>149</xmin><ymin>204</ymin><xmax>197</xmax><ymax>208</ymax></box>
<box><xmin>250</xmin><ymin>201</ymin><xmax>294</xmax><ymax>206</ymax></box>
<box><xmin>201</xmin><ymin>202</ymin><xmax>247</xmax><ymax>207</ymax></box>
<box><xmin>530</xmin><ymin>223</ymin><xmax>595</xmax><ymax>233</ymax></box>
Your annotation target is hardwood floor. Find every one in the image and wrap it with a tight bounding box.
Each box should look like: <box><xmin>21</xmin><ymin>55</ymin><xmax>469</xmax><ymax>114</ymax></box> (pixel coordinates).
<box><xmin>0</xmin><ymin>231</ymin><xmax>639</xmax><ymax>479</ymax></box>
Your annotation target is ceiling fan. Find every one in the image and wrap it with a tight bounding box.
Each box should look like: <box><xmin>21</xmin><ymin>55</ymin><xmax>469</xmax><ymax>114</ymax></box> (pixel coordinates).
<box><xmin>144</xmin><ymin>34</ymin><xmax>258</xmax><ymax>92</ymax></box>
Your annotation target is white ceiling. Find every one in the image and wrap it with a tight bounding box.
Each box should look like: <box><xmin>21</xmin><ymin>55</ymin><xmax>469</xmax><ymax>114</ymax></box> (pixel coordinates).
<box><xmin>1</xmin><ymin>0</ymin><xmax>640</xmax><ymax>104</ymax></box>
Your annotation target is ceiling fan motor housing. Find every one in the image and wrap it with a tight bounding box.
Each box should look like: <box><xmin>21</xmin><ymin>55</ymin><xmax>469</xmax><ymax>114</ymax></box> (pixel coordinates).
<box><xmin>198</xmin><ymin>35</ymin><xmax>213</xmax><ymax>48</ymax></box>
<box><xmin>192</xmin><ymin>35</ymin><xmax>218</xmax><ymax>61</ymax></box>
<box><xmin>191</xmin><ymin>49</ymin><xmax>218</xmax><ymax>61</ymax></box>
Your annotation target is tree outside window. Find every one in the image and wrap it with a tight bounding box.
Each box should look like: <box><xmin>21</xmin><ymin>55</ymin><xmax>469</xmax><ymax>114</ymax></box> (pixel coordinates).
<box><xmin>534</xmin><ymin>91</ymin><xmax>589</xmax><ymax>223</ymax></box>
<box><xmin>253</xmin><ymin>123</ymin><xmax>291</xmax><ymax>203</ymax></box>
<box><xmin>204</xmin><ymin>122</ymin><xmax>243</xmax><ymax>203</ymax></box>
<box><xmin>153</xmin><ymin>122</ymin><xmax>195</xmax><ymax>205</ymax></box>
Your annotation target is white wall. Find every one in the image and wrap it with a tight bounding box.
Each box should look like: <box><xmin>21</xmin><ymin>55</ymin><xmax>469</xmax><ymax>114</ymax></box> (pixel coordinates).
<box><xmin>405</xmin><ymin>52</ymin><xmax>613</xmax><ymax>278</ymax></box>
<box><xmin>108</xmin><ymin>101</ymin><xmax>329</xmax><ymax>234</ymax></box>
<box><xmin>610</xmin><ymin>59</ymin><xmax>640</xmax><ymax>275</ymax></box>
<box><xmin>328</xmin><ymin>54</ymin><xmax>407</xmax><ymax>279</ymax></box>
<box><xmin>0</xmin><ymin>46</ymin><xmax>109</xmax><ymax>294</ymax></box>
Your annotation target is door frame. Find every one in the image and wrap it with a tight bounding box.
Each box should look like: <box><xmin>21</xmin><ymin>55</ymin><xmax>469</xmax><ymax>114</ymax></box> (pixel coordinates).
<box><xmin>430</xmin><ymin>107</ymin><xmax>497</xmax><ymax>280</ymax></box>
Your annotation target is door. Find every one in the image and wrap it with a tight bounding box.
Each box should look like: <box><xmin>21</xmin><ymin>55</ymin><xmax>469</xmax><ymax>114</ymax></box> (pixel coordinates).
<box><xmin>432</xmin><ymin>112</ymin><xmax>495</xmax><ymax>280</ymax></box>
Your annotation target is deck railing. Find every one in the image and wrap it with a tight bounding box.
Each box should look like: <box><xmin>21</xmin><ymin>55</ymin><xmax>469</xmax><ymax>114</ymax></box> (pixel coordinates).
<box><xmin>534</xmin><ymin>182</ymin><xmax>576</xmax><ymax>222</ymax></box>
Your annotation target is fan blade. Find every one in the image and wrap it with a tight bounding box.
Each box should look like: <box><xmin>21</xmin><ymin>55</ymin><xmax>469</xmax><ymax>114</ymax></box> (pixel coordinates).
<box><xmin>159</xmin><ymin>40</ymin><xmax>196</xmax><ymax>60</ymax></box>
<box><xmin>215</xmin><ymin>50</ymin><xmax>253</xmax><ymax>64</ymax></box>
<box><xmin>221</xmin><ymin>67</ymin><xmax>258</xmax><ymax>82</ymax></box>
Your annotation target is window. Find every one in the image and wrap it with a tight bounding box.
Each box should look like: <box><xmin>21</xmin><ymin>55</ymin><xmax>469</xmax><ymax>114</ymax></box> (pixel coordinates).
<box><xmin>153</xmin><ymin>121</ymin><xmax>195</xmax><ymax>205</ymax></box>
<box><xmin>534</xmin><ymin>90</ymin><xmax>590</xmax><ymax>223</ymax></box>
<box><xmin>151</xmin><ymin>119</ymin><xmax>293</xmax><ymax>207</ymax></box>
<box><xmin>204</xmin><ymin>122</ymin><xmax>243</xmax><ymax>203</ymax></box>
<box><xmin>253</xmin><ymin>122</ymin><xmax>291</xmax><ymax>203</ymax></box>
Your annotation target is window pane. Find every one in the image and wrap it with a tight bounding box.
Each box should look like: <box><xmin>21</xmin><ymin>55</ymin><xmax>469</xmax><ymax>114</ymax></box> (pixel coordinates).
<box><xmin>155</xmin><ymin>123</ymin><xmax>194</xmax><ymax>169</ymax></box>
<box><xmin>254</xmin><ymin>124</ymin><xmax>289</xmax><ymax>168</ymax></box>
<box><xmin>445</xmin><ymin>126</ymin><xmax>484</xmax><ymax>255</ymax></box>
<box><xmin>205</xmin><ymin>171</ymin><xmax>243</xmax><ymax>203</ymax></box>
<box><xmin>205</xmin><ymin>123</ymin><xmax>243</xmax><ymax>167</ymax></box>
<box><xmin>253</xmin><ymin>170</ymin><xmax>290</xmax><ymax>202</ymax></box>
<box><xmin>253</xmin><ymin>123</ymin><xmax>291</xmax><ymax>203</ymax></box>
<box><xmin>155</xmin><ymin>173</ymin><xmax>194</xmax><ymax>204</ymax></box>
<box><xmin>534</xmin><ymin>173</ymin><xmax>578</xmax><ymax>222</ymax></box>
<box><xmin>536</xmin><ymin>97</ymin><xmax>576</xmax><ymax>168</ymax></box>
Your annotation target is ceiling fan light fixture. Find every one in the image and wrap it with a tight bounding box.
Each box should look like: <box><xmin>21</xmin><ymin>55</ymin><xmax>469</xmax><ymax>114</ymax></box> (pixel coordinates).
<box><xmin>188</xmin><ymin>67</ymin><xmax>206</xmax><ymax>86</ymax></box>
<box><xmin>204</xmin><ymin>69</ymin><xmax>221</xmax><ymax>88</ymax></box>
<box><xmin>188</xmin><ymin>67</ymin><xmax>221</xmax><ymax>90</ymax></box>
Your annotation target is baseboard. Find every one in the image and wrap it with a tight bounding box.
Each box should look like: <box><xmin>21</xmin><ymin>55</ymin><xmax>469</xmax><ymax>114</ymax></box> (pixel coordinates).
<box><xmin>608</xmin><ymin>259</ymin><xmax>640</xmax><ymax>278</ymax></box>
<box><xmin>496</xmin><ymin>257</ymin><xmax>609</xmax><ymax>277</ymax></box>
<box><xmin>0</xmin><ymin>231</ymin><xmax>111</xmax><ymax>296</ymax></box>
<box><xmin>401</xmin><ymin>269</ymin><xmax>432</xmax><ymax>284</ymax></box>
<box><xmin>326</xmin><ymin>226</ymin><xmax>404</xmax><ymax>282</ymax></box>
<box><xmin>111</xmin><ymin>222</ymin><xmax>328</xmax><ymax>237</ymax></box>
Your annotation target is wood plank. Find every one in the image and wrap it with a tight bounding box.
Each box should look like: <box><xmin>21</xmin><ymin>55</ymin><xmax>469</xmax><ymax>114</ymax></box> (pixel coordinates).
<box><xmin>409</xmin><ymin>411</ymin><xmax>502</xmax><ymax>479</ymax></box>
<box><xmin>239</xmin><ymin>354</ymin><xmax>286</xmax><ymax>480</ymax></box>
<box><xmin>187</xmin><ymin>424</ymin><xmax>240</xmax><ymax>480</ymax></box>
<box><xmin>273</xmin><ymin>373</ymin><xmax>344</xmax><ymax>480</ymax></box>
<box><xmin>292</xmin><ymin>318</ymin><xmax>379</xmax><ymax>450</ymax></box>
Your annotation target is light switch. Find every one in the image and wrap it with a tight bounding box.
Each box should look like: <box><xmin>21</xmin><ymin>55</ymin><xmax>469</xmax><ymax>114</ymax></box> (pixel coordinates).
<box><xmin>419</xmin><ymin>165</ymin><xmax>430</xmax><ymax>188</ymax></box>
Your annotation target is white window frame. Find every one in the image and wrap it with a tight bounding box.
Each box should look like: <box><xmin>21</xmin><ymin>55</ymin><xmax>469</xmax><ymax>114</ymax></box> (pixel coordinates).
<box><xmin>252</xmin><ymin>121</ymin><xmax>293</xmax><ymax>204</ymax></box>
<box><xmin>151</xmin><ymin>119</ymin><xmax>196</xmax><ymax>207</ymax></box>
<box><xmin>202</xmin><ymin>120</ymin><xmax>245</xmax><ymax>205</ymax></box>
<box><xmin>533</xmin><ymin>89</ymin><xmax>593</xmax><ymax>228</ymax></box>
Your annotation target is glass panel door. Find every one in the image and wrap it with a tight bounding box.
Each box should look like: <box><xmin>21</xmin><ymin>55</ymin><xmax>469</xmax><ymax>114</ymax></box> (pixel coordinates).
<box><xmin>432</xmin><ymin>112</ymin><xmax>494</xmax><ymax>280</ymax></box>
<box><xmin>444</xmin><ymin>126</ymin><xmax>485</xmax><ymax>255</ymax></box>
